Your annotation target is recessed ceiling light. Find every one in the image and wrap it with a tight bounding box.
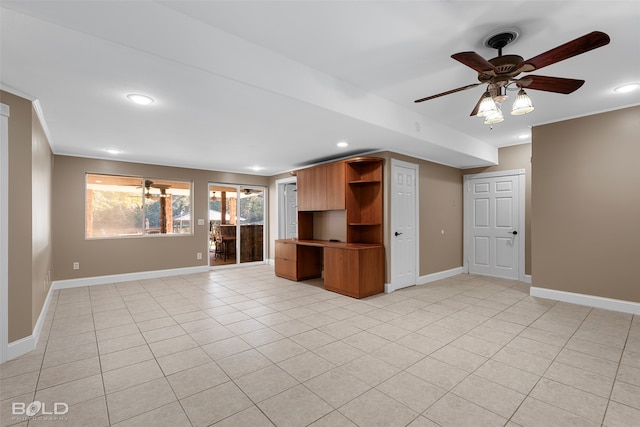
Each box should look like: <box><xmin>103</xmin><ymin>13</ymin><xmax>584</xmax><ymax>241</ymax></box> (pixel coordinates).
<box><xmin>126</xmin><ymin>93</ymin><xmax>155</xmax><ymax>105</ymax></box>
<box><xmin>517</xmin><ymin>134</ymin><xmax>530</xmax><ymax>139</ymax></box>
<box><xmin>249</xmin><ymin>166</ymin><xmax>263</xmax><ymax>171</ymax></box>
<box><xmin>337</xmin><ymin>141</ymin><xmax>349</xmax><ymax>148</ymax></box>
<box><xmin>105</xmin><ymin>148</ymin><xmax>122</xmax><ymax>154</ymax></box>
<box><xmin>613</xmin><ymin>83</ymin><xmax>640</xmax><ymax>94</ymax></box>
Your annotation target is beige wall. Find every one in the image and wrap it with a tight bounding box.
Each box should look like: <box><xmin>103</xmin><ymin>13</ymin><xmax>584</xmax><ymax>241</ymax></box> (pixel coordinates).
<box><xmin>532</xmin><ymin>106</ymin><xmax>640</xmax><ymax>302</ymax></box>
<box><xmin>378</xmin><ymin>151</ymin><xmax>464</xmax><ymax>278</ymax></box>
<box><xmin>1</xmin><ymin>90</ymin><xmax>54</xmax><ymax>342</ymax></box>
<box><xmin>465</xmin><ymin>144</ymin><xmax>532</xmax><ymax>275</ymax></box>
<box><xmin>52</xmin><ymin>156</ymin><xmax>269</xmax><ymax>280</ymax></box>
<box><xmin>3</xmin><ymin>91</ymin><xmax>33</xmax><ymax>342</ymax></box>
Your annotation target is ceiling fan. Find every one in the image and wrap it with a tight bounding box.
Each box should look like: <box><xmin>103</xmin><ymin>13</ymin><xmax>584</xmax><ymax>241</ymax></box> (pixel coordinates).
<box><xmin>143</xmin><ymin>179</ymin><xmax>171</xmax><ymax>198</ymax></box>
<box><xmin>414</xmin><ymin>30</ymin><xmax>610</xmax><ymax>124</ymax></box>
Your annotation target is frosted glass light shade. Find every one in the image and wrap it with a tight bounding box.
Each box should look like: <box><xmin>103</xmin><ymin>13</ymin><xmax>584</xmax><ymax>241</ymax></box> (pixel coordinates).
<box><xmin>511</xmin><ymin>89</ymin><xmax>534</xmax><ymax>115</ymax></box>
<box><xmin>477</xmin><ymin>92</ymin><xmax>498</xmax><ymax>117</ymax></box>
<box><xmin>484</xmin><ymin>107</ymin><xmax>504</xmax><ymax>124</ymax></box>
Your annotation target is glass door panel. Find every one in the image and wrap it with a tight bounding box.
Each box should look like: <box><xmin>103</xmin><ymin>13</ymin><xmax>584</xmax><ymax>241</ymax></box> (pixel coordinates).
<box><xmin>209</xmin><ymin>184</ymin><xmax>238</xmax><ymax>266</ymax></box>
<box><xmin>239</xmin><ymin>187</ymin><xmax>264</xmax><ymax>263</ymax></box>
<box><xmin>209</xmin><ymin>184</ymin><xmax>265</xmax><ymax>267</ymax></box>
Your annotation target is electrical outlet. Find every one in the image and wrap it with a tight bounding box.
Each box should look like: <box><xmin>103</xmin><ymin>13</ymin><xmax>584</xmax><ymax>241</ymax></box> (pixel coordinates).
<box><xmin>196</xmin><ymin>252</ymin><xmax>202</xmax><ymax>260</ymax></box>
<box><xmin>73</xmin><ymin>262</ymin><xmax>80</xmax><ymax>270</ymax></box>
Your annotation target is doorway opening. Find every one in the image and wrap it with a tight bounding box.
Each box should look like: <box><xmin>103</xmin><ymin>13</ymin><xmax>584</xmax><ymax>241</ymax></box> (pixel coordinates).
<box><xmin>276</xmin><ymin>176</ymin><xmax>298</xmax><ymax>240</ymax></box>
<box><xmin>208</xmin><ymin>183</ymin><xmax>266</xmax><ymax>267</ymax></box>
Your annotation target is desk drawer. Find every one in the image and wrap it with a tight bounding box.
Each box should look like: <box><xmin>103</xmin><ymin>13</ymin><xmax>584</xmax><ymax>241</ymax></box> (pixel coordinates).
<box><xmin>275</xmin><ymin>241</ymin><xmax>297</xmax><ymax>260</ymax></box>
<box><xmin>275</xmin><ymin>257</ymin><xmax>297</xmax><ymax>280</ymax></box>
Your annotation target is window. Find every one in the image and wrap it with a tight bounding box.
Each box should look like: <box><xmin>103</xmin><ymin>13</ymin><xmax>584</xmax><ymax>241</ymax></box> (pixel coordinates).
<box><xmin>86</xmin><ymin>174</ymin><xmax>192</xmax><ymax>238</ymax></box>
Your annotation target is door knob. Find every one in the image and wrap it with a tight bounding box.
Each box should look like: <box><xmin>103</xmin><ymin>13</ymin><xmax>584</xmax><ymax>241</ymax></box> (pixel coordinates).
<box><xmin>511</xmin><ymin>231</ymin><xmax>518</xmax><ymax>235</ymax></box>
<box><xmin>395</xmin><ymin>232</ymin><xmax>403</xmax><ymax>236</ymax></box>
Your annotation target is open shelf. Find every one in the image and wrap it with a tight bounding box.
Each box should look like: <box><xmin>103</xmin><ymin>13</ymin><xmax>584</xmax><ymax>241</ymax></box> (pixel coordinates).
<box><xmin>348</xmin><ymin>180</ymin><xmax>380</xmax><ymax>185</ymax></box>
<box><xmin>346</xmin><ymin>158</ymin><xmax>383</xmax><ymax>245</ymax></box>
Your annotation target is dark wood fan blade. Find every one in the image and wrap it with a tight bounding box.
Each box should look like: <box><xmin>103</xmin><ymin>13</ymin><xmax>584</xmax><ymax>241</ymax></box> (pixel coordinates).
<box><xmin>451</xmin><ymin>52</ymin><xmax>498</xmax><ymax>76</ymax></box>
<box><xmin>517</xmin><ymin>75</ymin><xmax>585</xmax><ymax>94</ymax></box>
<box><xmin>414</xmin><ymin>83</ymin><xmax>481</xmax><ymax>103</ymax></box>
<box><xmin>469</xmin><ymin>92</ymin><xmax>486</xmax><ymax>117</ymax></box>
<box><xmin>515</xmin><ymin>31</ymin><xmax>610</xmax><ymax>73</ymax></box>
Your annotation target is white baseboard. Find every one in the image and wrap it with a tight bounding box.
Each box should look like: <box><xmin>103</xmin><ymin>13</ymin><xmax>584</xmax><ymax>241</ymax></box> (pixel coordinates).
<box><xmin>53</xmin><ymin>265</ymin><xmax>210</xmax><ymax>290</ymax></box>
<box><xmin>418</xmin><ymin>267</ymin><xmax>464</xmax><ymax>285</ymax></box>
<box><xmin>522</xmin><ymin>274</ymin><xmax>532</xmax><ymax>284</ymax></box>
<box><xmin>7</xmin><ymin>335</ymin><xmax>34</xmax><ymax>361</ymax></box>
<box><xmin>386</xmin><ymin>267</ymin><xmax>464</xmax><ymax>293</ymax></box>
<box><xmin>530</xmin><ymin>286</ymin><xmax>640</xmax><ymax>315</ymax></box>
<box><xmin>266</xmin><ymin>258</ymin><xmax>275</xmax><ymax>266</ymax></box>
<box><xmin>7</xmin><ymin>279</ymin><xmax>56</xmax><ymax>361</ymax></box>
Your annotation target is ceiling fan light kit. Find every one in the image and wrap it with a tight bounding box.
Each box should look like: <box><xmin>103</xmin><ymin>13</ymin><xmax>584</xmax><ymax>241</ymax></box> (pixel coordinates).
<box><xmin>511</xmin><ymin>89</ymin><xmax>535</xmax><ymax>115</ymax></box>
<box><xmin>415</xmin><ymin>29</ymin><xmax>610</xmax><ymax>126</ymax></box>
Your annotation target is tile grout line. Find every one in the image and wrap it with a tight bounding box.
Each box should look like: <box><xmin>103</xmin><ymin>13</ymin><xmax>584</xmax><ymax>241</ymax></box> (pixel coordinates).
<box><xmin>600</xmin><ymin>313</ymin><xmax>635</xmax><ymax>427</ymax></box>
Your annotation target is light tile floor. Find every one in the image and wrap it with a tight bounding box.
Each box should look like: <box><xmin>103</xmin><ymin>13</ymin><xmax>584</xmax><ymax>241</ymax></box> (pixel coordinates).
<box><xmin>1</xmin><ymin>265</ymin><xmax>639</xmax><ymax>426</ymax></box>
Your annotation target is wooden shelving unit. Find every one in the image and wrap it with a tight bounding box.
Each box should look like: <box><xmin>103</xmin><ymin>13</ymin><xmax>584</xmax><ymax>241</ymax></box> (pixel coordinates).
<box><xmin>275</xmin><ymin>156</ymin><xmax>385</xmax><ymax>298</ymax></box>
<box><xmin>345</xmin><ymin>157</ymin><xmax>383</xmax><ymax>245</ymax></box>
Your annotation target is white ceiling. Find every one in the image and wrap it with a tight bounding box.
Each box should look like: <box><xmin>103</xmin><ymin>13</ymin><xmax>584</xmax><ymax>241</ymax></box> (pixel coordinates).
<box><xmin>1</xmin><ymin>1</ymin><xmax>639</xmax><ymax>175</ymax></box>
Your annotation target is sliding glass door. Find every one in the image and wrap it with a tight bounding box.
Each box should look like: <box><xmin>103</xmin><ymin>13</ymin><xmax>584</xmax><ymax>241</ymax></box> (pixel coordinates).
<box><xmin>209</xmin><ymin>183</ymin><xmax>265</xmax><ymax>267</ymax></box>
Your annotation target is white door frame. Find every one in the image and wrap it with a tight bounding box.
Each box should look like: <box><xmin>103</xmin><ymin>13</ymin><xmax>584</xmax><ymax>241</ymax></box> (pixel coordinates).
<box><xmin>389</xmin><ymin>158</ymin><xmax>419</xmax><ymax>292</ymax></box>
<box><xmin>463</xmin><ymin>169</ymin><xmax>526</xmax><ymax>281</ymax></box>
<box><xmin>1</xmin><ymin>103</ymin><xmax>10</xmax><ymax>363</ymax></box>
<box><xmin>275</xmin><ymin>176</ymin><xmax>297</xmax><ymax>240</ymax></box>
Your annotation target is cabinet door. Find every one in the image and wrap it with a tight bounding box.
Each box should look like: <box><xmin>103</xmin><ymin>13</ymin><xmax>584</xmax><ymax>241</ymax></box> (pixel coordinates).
<box><xmin>311</xmin><ymin>165</ymin><xmax>327</xmax><ymax>210</ymax></box>
<box><xmin>297</xmin><ymin>165</ymin><xmax>328</xmax><ymax>211</ymax></box>
<box><xmin>324</xmin><ymin>248</ymin><xmax>359</xmax><ymax>297</ymax></box>
<box><xmin>325</xmin><ymin>161</ymin><xmax>345</xmax><ymax>210</ymax></box>
<box><xmin>296</xmin><ymin>168</ymin><xmax>314</xmax><ymax>211</ymax></box>
<box><xmin>324</xmin><ymin>246</ymin><xmax>384</xmax><ymax>298</ymax></box>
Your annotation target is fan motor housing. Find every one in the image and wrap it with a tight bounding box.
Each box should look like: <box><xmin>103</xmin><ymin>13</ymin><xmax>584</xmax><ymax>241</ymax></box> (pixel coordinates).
<box><xmin>477</xmin><ymin>54</ymin><xmax>524</xmax><ymax>83</ymax></box>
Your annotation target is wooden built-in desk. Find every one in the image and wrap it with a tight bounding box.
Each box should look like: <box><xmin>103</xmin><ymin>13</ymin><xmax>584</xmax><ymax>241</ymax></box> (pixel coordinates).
<box><xmin>275</xmin><ymin>239</ymin><xmax>384</xmax><ymax>299</ymax></box>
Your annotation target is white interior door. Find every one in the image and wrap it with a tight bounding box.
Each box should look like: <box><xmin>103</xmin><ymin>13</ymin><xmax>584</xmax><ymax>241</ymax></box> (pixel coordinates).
<box><xmin>284</xmin><ymin>183</ymin><xmax>297</xmax><ymax>239</ymax></box>
<box><xmin>465</xmin><ymin>170</ymin><xmax>523</xmax><ymax>280</ymax></box>
<box><xmin>391</xmin><ymin>159</ymin><xmax>418</xmax><ymax>291</ymax></box>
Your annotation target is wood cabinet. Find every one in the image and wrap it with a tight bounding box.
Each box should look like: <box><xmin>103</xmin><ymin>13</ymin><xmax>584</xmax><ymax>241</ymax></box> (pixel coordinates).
<box><xmin>275</xmin><ymin>240</ymin><xmax>384</xmax><ymax>299</ymax></box>
<box><xmin>325</xmin><ymin>161</ymin><xmax>346</xmax><ymax>210</ymax></box>
<box><xmin>275</xmin><ymin>156</ymin><xmax>385</xmax><ymax>298</ymax></box>
<box><xmin>296</xmin><ymin>161</ymin><xmax>345</xmax><ymax>211</ymax></box>
<box><xmin>296</xmin><ymin>165</ymin><xmax>323</xmax><ymax>211</ymax></box>
<box><xmin>324</xmin><ymin>246</ymin><xmax>384</xmax><ymax>298</ymax></box>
